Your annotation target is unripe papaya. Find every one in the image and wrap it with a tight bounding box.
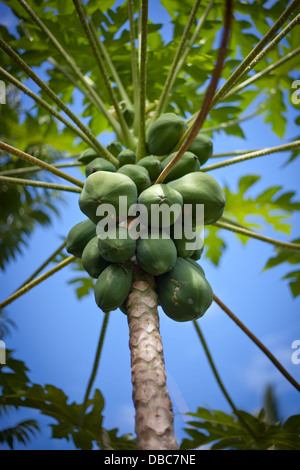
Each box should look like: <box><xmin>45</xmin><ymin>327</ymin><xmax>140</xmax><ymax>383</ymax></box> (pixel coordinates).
<box><xmin>118</xmin><ymin>149</ymin><xmax>136</xmax><ymax>166</ymax></box>
<box><xmin>122</xmin><ymin>108</ymin><xmax>135</xmax><ymax>127</ymax></box>
<box><xmin>78</xmin><ymin>148</ymin><xmax>100</xmax><ymax>165</ymax></box>
<box><xmin>157</xmin><ymin>257</ymin><xmax>213</xmax><ymax>322</ymax></box>
<box><xmin>170</xmin><ymin>223</ymin><xmax>197</xmax><ymax>258</ymax></box>
<box><xmin>136</xmin><ymin>230</ymin><xmax>177</xmax><ymax>276</ymax></box>
<box><xmin>185</xmin><ymin>257</ymin><xmax>205</xmax><ymax>277</ymax></box>
<box><xmin>188</xmin><ymin>133</ymin><xmax>213</xmax><ymax>166</ymax></box>
<box><xmin>137</xmin><ymin>156</ymin><xmax>163</xmax><ymax>182</ymax></box>
<box><xmin>190</xmin><ymin>245</ymin><xmax>204</xmax><ymax>261</ymax></box>
<box><xmin>137</xmin><ymin>184</ymin><xmax>183</xmax><ymax>228</ymax></box>
<box><xmin>79</xmin><ymin>171</ymin><xmax>138</xmax><ymax>224</ymax></box>
<box><xmin>117</xmin><ymin>164</ymin><xmax>151</xmax><ymax>194</ymax></box>
<box><xmin>147</xmin><ymin>113</ymin><xmax>187</xmax><ymax>156</ymax></box>
<box><xmin>119</xmin><ymin>302</ymin><xmax>128</xmax><ymax>315</ymax></box>
<box><xmin>66</xmin><ymin>219</ymin><xmax>96</xmax><ymax>258</ymax></box>
<box><xmin>106</xmin><ymin>140</ymin><xmax>123</xmax><ymax>157</ymax></box>
<box><xmin>81</xmin><ymin>236</ymin><xmax>110</xmax><ymax>278</ymax></box>
<box><xmin>98</xmin><ymin>226</ymin><xmax>136</xmax><ymax>263</ymax></box>
<box><xmin>161</xmin><ymin>151</ymin><xmax>200</xmax><ymax>182</ymax></box>
<box><xmin>94</xmin><ymin>263</ymin><xmax>132</xmax><ymax>312</ymax></box>
<box><xmin>173</xmin><ymin>236</ymin><xmax>194</xmax><ymax>258</ymax></box>
<box><xmin>85</xmin><ymin>157</ymin><xmax>116</xmax><ymax>178</ymax></box>
<box><xmin>167</xmin><ymin>172</ymin><xmax>226</xmax><ymax>225</ymax></box>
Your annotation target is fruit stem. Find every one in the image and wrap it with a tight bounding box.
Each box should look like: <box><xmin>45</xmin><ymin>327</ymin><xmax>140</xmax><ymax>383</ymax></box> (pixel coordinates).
<box><xmin>224</xmin><ymin>46</ymin><xmax>300</xmax><ymax>100</ymax></box>
<box><xmin>0</xmin><ymin>37</ymin><xmax>118</xmax><ymax>166</ymax></box>
<box><xmin>193</xmin><ymin>320</ymin><xmax>259</xmax><ymax>440</ymax></box>
<box><xmin>213</xmin><ymin>294</ymin><xmax>300</xmax><ymax>393</ymax></box>
<box><xmin>0</xmin><ymin>162</ymin><xmax>83</xmax><ymax>177</ymax></box>
<box><xmin>152</xmin><ymin>0</ymin><xmax>202</xmax><ymax>121</ymax></box>
<box><xmin>202</xmin><ymin>140</ymin><xmax>300</xmax><ymax>172</ymax></box>
<box><xmin>0</xmin><ymin>256</ymin><xmax>76</xmax><ymax>310</ymax></box>
<box><xmin>0</xmin><ymin>142</ymin><xmax>84</xmax><ymax>189</ymax></box>
<box><xmin>73</xmin><ymin>0</ymin><xmax>134</xmax><ymax>150</ymax></box>
<box><xmin>213</xmin><ymin>8</ymin><xmax>300</xmax><ymax>107</ymax></box>
<box><xmin>17</xmin><ymin>0</ymin><xmax>122</xmax><ymax>141</ymax></box>
<box><xmin>0</xmin><ymin>175</ymin><xmax>82</xmax><ymax>193</ymax></box>
<box><xmin>79</xmin><ymin>0</ymin><xmax>133</xmax><ymax>109</ymax></box>
<box><xmin>186</xmin><ymin>3</ymin><xmax>300</xmax><ymax>126</ymax></box>
<box><xmin>128</xmin><ymin>0</ymin><xmax>140</xmax><ymax>137</ymax></box>
<box><xmin>16</xmin><ymin>241</ymin><xmax>67</xmax><ymax>290</ymax></box>
<box><xmin>213</xmin><ymin>220</ymin><xmax>300</xmax><ymax>252</ymax></box>
<box><xmin>136</xmin><ymin>0</ymin><xmax>149</xmax><ymax>161</ymax></box>
<box><xmin>201</xmin><ymin>101</ymin><xmax>268</xmax><ymax>134</ymax></box>
<box><xmin>155</xmin><ymin>0</ymin><xmax>233</xmax><ymax>184</ymax></box>
<box><xmin>78</xmin><ymin>312</ymin><xmax>110</xmax><ymax>428</ymax></box>
<box><xmin>0</xmin><ymin>67</ymin><xmax>98</xmax><ymax>151</ymax></box>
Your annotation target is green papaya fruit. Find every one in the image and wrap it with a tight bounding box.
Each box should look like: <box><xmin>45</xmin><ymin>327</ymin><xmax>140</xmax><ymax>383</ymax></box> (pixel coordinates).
<box><xmin>78</xmin><ymin>148</ymin><xmax>100</xmax><ymax>165</ymax></box>
<box><xmin>79</xmin><ymin>171</ymin><xmax>138</xmax><ymax>224</ymax></box>
<box><xmin>118</xmin><ymin>149</ymin><xmax>136</xmax><ymax>166</ymax></box>
<box><xmin>189</xmin><ymin>244</ymin><xmax>204</xmax><ymax>261</ymax></box>
<box><xmin>66</xmin><ymin>219</ymin><xmax>96</xmax><ymax>258</ymax></box>
<box><xmin>185</xmin><ymin>257</ymin><xmax>205</xmax><ymax>277</ymax></box>
<box><xmin>117</xmin><ymin>164</ymin><xmax>151</xmax><ymax>194</ymax></box>
<box><xmin>161</xmin><ymin>151</ymin><xmax>200</xmax><ymax>182</ymax></box>
<box><xmin>85</xmin><ymin>157</ymin><xmax>117</xmax><ymax>178</ymax></box>
<box><xmin>98</xmin><ymin>226</ymin><xmax>136</xmax><ymax>263</ymax></box>
<box><xmin>173</xmin><ymin>236</ymin><xmax>194</xmax><ymax>258</ymax></box>
<box><xmin>122</xmin><ymin>108</ymin><xmax>135</xmax><ymax>127</ymax></box>
<box><xmin>137</xmin><ymin>156</ymin><xmax>163</xmax><ymax>182</ymax></box>
<box><xmin>81</xmin><ymin>236</ymin><xmax>110</xmax><ymax>278</ymax></box>
<box><xmin>171</xmin><ymin>221</ymin><xmax>204</xmax><ymax>258</ymax></box>
<box><xmin>147</xmin><ymin>113</ymin><xmax>187</xmax><ymax>156</ymax></box>
<box><xmin>167</xmin><ymin>172</ymin><xmax>226</xmax><ymax>225</ymax></box>
<box><xmin>188</xmin><ymin>133</ymin><xmax>213</xmax><ymax>166</ymax></box>
<box><xmin>119</xmin><ymin>302</ymin><xmax>128</xmax><ymax>315</ymax></box>
<box><xmin>94</xmin><ymin>263</ymin><xmax>132</xmax><ymax>312</ymax></box>
<box><xmin>136</xmin><ymin>230</ymin><xmax>177</xmax><ymax>276</ymax></box>
<box><xmin>106</xmin><ymin>141</ymin><xmax>123</xmax><ymax>157</ymax></box>
<box><xmin>137</xmin><ymin>184</ymin><xmax>183</xmax><ymax>228</ymax></box>
<box><xmin>157</xmin><ymin>257</ymin><xmax>213</xmax><ymax>322</ymax></box>
<box><xmin>170</xmin><ymin>224</ymin><xmax>196</xmax><ymax>258</ymax></box>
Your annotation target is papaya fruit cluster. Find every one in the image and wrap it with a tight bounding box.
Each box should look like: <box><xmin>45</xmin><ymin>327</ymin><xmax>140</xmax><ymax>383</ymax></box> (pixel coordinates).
<box><xmin>66</xmin><ymin>113</ymin><xmax>225</xmax><ymax>322</ymax></box>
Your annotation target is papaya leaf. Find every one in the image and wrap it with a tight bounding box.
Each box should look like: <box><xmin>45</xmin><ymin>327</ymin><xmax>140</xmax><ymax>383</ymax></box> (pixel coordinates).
<box><xmin>2</xmin><ymin>0</ymin><xmax>300</xmax><ymax>451</ymax></box>
<box><xmin>0</xmin><ymin>183</ymin><xmax>63</xmax><ymax>270</ymax></box>
<box><xmin>264</xmin><ymin>87</ymin><xmax>287</xmax><ymax>138</ymax></box>
<box><xmin>282</xmin><ymin>270</ymin><xmax>300</xmax><ymax>298</ymax></box>
<box><xmin>0</xmin><ymin>419</ymin><xmax>40</xmax><ymax>449</ymax></box>
<box><xmin>0</xmin><ymin>99</ymin><xmax>79</xmax><ymax>270</ymax></box>
<box><xmin>264</xmin><ymin>385</ymin><xmax>281</xmax><ymax>425</ymax></box>
<box><xmin>204</xmin><ymin>226</ymin><xmax>226</xmax><ymax>266</ymax></box>
<box><xmin>68</xmin><ymin>276</ymin><xmax>95</xmax><ymax>300</ymax></box>
<box><xmin>0</xmin><ymin>311</ymin><xmax>16</xmax><ymax>340</ymax></box>
<box><xmin>180</xmin><ymin>407</ymin><xmax>300</xmax><ymax>450</ymax></box>
<box><xmin>103</xmin><ymin>428</ymin><xmax>137</xmax><ymax>451</ymax></box>
<box><xmin>284</xmin><ymin>117</ymin><xmax>300</xmax><ymax>164</ymax></box>
<box><xmin>264</xmin><ymin>239</ymin><xmax>300</xmax><ymax>270</ymax></box>
<box><xmin>66</xmin><ymin>257</ymin><xmax>95</xmax><ymax>300</ymax></box>
<box><xmin>0</xmin><ymin>350</ymin><xmax>135</xmax><ymax>450</ymax></box>
<box><xmin>223</xmin><ymin>175</ymin><xmax>300</xmax><ymax>235</ymax></box>
<box><xmin>0</xmin><ymin>350</ymin><xmax>31</xmax><ymax>406</ymax></box>
<box><xmin>264</xmin><ymin>239</ymin><xmax>300</xmax><ymax>297</ymax></box>
<box><xmin>285</xmin><ymin>146</ymin><xmax>300</xmax><ymax>165</ymax></box>
<box><xmin>222</xmin><ymin>123</ymin><xmax>245</xmax><ymax>139</ymax></box>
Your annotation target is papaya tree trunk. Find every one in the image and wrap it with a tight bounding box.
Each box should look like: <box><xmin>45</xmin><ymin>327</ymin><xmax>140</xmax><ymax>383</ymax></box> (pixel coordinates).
<box><xmin>126</xmin><ymin>265</ymin><xmax>178</xmax><ymax>450</ymax></box>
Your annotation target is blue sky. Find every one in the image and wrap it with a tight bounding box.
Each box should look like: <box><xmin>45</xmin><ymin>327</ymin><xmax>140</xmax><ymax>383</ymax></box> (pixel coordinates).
<box><xmin>0</xmin><ymin>0</ymin><xmax>299</xmax><ymax>450</ymax></box>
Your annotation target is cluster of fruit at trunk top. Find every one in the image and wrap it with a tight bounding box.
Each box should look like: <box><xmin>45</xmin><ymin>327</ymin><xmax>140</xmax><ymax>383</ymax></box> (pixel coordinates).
<box><xmin>66</xmin><ymin>113</ymin><xmax>226</xmax><ymax>322</ymax></box>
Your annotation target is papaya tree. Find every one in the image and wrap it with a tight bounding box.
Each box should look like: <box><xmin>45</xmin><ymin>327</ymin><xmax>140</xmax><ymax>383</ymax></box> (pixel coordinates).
<box><xmin>0</xmin><ymin>0</ymin><xmax>300</xmax><ymax>451</ymax></box>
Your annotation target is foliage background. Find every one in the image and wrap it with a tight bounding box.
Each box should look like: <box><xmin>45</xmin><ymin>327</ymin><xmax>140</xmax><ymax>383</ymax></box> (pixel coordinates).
<box><xmin>0</xmin><ymin>0</ymin><xmax>299</xmax><ymax>449</ymax></box>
